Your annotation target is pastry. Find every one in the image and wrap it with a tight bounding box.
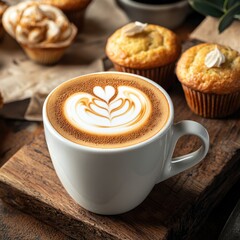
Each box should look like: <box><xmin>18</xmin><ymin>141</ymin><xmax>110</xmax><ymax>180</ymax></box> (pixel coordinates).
<box><xmin>2</xmin><ymin>1</ymin><xmax>77</xmax><ymax>64</ymax></box>
<box><xmin>176</xmin><ymin>43</ymin><xmax>240</xmax><ymax>118</ymax></box>
<box><xmin>106</xmin><ymin>21</ymin><xmax>181</xmax><ymax>90</ymax></box>
<box><xmin>40</xmin><ymin>0</ymin><xmax>92</xmax><ymax>30</ymax></box>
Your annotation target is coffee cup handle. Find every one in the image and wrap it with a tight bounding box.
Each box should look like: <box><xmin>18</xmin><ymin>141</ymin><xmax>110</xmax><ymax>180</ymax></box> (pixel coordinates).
<box><xmin>156</xmin><ymin>120</ymin><xmax>209</xmax><ymax>183</ymax></box>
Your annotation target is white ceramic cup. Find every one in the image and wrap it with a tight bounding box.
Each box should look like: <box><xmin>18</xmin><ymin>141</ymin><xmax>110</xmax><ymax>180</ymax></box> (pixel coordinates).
<box><xmin>43</xmin><ymin>72</ymin><xmax>209</xmax><ymax>215</ymax></box>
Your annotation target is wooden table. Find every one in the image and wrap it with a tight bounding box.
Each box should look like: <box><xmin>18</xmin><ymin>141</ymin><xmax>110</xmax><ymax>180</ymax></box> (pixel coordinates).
<box><xmin>0</xmin><ymin>13</ymin><xmax>240</xmax><ymax>240</ymax></box>
<box><xmin>0</xmin><ymin>119</ymin><xmax>239</xmax><ymax>240</ymax></box>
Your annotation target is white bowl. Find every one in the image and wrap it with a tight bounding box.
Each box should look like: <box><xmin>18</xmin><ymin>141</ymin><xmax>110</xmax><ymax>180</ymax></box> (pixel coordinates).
<box><xmin>116</xmin><ymin>0</ymin><xmax>191</xmax><ymax>29</ymax></box>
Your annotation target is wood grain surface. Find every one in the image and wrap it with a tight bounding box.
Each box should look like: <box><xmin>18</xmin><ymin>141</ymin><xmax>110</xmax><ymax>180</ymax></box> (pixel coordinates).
<box><xmin>0</xmin><ymin>119</ymin><xmax>71</xmax><ymax>240</ymax></box>
<box><xmin>0</xmin><ymin>82</ymin><xmax>239</xmax><ymax>240</ymax></box>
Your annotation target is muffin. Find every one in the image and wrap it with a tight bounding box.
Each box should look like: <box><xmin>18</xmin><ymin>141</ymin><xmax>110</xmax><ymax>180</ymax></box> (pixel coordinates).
<box><xmin>176</xmin><ymin>43</ymin><xmax>240</xmax><ymax>118</ymax></box>
<box><xmin>2</xmin><ymin>1</ymin><xmax>77</xmax><ymax>65</ymax></box>
<box><xmin>40</xmin><ymin>0</ymin><xmax>92</xmax><ymax>31</ymax></box>
<box><xmin>0</xmin><ymin>1</ymin><xmax>7</xmax><ymax>40</ymax></box>
<box><xmin>106</xmin><ymin>21</ymin><xmax>181</xmax><ymax>90</ymax></box>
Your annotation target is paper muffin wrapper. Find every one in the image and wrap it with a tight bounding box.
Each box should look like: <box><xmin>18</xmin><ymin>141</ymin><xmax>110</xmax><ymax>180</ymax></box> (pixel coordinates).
<box><xmin>113</xmin><ymin>62</ymin><xmax>176</xmax><ymax>90</ymax></box>
<box><xmin>21</xmin><ymin>44</ymin><xmax>67</xmax><ymax>65</ymax></box>
<box><xmin>19</xmin><ymin>24</ymin><xmax>77</xmax><ymax>65</ymax></box>
<box><xmin>64</xmin><ymin>8</ymin><xmax>87</xmax><ymax>31</ymax></box>
<box><xmin>182</xmin><ymin>84</ymin><xmax>240</xmax><ymax>118</ymax></box>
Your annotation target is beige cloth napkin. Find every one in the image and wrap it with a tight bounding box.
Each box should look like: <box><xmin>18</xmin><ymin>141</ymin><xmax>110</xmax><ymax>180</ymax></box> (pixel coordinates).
<box><xmin>0</xmin><ymin>0</ymin><xmax>129</xmax><ymax>120</ymax></box>
<box><xmin>190</xmin><ymin>16</ymin><xmax>240</xmax><ymax>52</ymax></box>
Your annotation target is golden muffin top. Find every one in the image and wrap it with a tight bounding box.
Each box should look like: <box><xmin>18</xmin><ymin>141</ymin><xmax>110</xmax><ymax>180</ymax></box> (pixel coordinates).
<box><xmin>106</xmin><ymin>22</ymin><xmax>181</xmax><ymax>69</ymax></box>
<box><xmin>176</xmin><ymin>43</ymin><xmax>240</xmax><ymax>94</ymax></box>
<box><xmin>40</xmin><ymin>0</ymin><xmax>92</xmax><ymax>11</ymax></box>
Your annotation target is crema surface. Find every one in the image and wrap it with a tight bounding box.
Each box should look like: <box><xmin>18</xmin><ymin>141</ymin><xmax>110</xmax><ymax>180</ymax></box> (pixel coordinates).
<box><xmin>46</xmin><ymin>73</ymin><xmax>169</xmax><ymax>148</ymax></box>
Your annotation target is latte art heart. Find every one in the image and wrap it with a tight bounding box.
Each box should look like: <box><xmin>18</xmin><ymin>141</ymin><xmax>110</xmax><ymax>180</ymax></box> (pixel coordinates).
<box><xmin>64</xmin><ymin>86</ymin><xmax>152</xmax><ymax>135</ymax></box>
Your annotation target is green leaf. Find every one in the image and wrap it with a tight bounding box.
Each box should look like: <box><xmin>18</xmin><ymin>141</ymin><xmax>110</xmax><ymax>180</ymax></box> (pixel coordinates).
<box><xmin>212</xmin><ymin>0</ymin><xmax>225</xmax><ymax>8</ymax></box>
<box><xmin>188</xmin><ymin>0</ymin><xmax>224</xmax><ymax>17</ymax></box>
<box><xmin>219</xmin><ymin>3</ymin><xmax>240</xmax><ymax>32</ymax></box>
<box><xmin>224</xmin><ymin>0</ymin><xmax>240</xmax><ymax>10</ymax></box>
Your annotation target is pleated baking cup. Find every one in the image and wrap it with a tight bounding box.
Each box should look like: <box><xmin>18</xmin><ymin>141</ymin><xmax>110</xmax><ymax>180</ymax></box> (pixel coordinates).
<box><xmin>182</xmin><ymin>84</ymin><xmax>240</xmax><ymax>118</ymax></box>
<box><xmin>113</xmin><ymin>62</ymin><xmax>176</xmax><ymax>90</ymax></box>
<box><xmin>19</xmin><ymin>25</ymin><xmax>77</xmax><ymax>65</ymax></box>
<box><xmin>64</xmin><ymin>7</ymin><xmax>88</xmax><ymax>31</ymax></box>
<box><xmin>21</xmin><ymin>45</ymin><xmax>67</xmax><ymax>65</ymax></box>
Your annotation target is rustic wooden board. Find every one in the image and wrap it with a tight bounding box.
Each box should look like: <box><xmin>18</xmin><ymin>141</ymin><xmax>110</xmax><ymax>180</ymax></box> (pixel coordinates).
<box><xmin>0</xmin><ymin>83</ymin><xmax>239</xmax><ymax>240</ymax></box>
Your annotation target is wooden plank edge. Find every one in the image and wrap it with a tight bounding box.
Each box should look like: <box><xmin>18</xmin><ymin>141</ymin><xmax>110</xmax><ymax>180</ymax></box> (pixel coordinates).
<box><xmin>0</xmin><ymin>180</ymin><xmax>119</xmax><ymax>240</ymax></box>
<box><xmin>168</xmin><ymin>150</ymin><xmax>240</xmax><ymax>239</ymax></box>
<box><xmin>1</xmin><ymin>149</ymin><xmax>240</xmax><ymax>240</ymax></box>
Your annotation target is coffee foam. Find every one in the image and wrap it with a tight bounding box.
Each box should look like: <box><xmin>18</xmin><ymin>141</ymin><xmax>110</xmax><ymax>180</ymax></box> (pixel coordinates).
<box><xmin>64</xmin><ymin>85</ymin><xmax>152</xmax><ymax>135</ymax></box>
<box><xmin>46</xmin><ymin>74</ymin><xmax>169</xmax><ymax>148</ymax></box>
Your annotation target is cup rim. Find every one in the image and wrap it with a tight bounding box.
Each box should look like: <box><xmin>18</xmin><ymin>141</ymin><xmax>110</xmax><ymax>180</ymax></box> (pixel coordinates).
<box><xmin>117</xmin><ymin>0</ymin><xmax>189</xmax><ymax>11</ymax></box>
<box><xmin>43</xmin><ymin>71</ymin><xmax>174</xmax><ymax>153</ymax></box>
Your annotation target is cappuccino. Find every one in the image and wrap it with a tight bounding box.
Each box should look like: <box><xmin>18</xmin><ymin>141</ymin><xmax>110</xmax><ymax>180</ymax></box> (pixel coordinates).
<box><xmin>46</xmin><ymin>73</ymin><xmax>169</xmax><ymax>148</ymax></box>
